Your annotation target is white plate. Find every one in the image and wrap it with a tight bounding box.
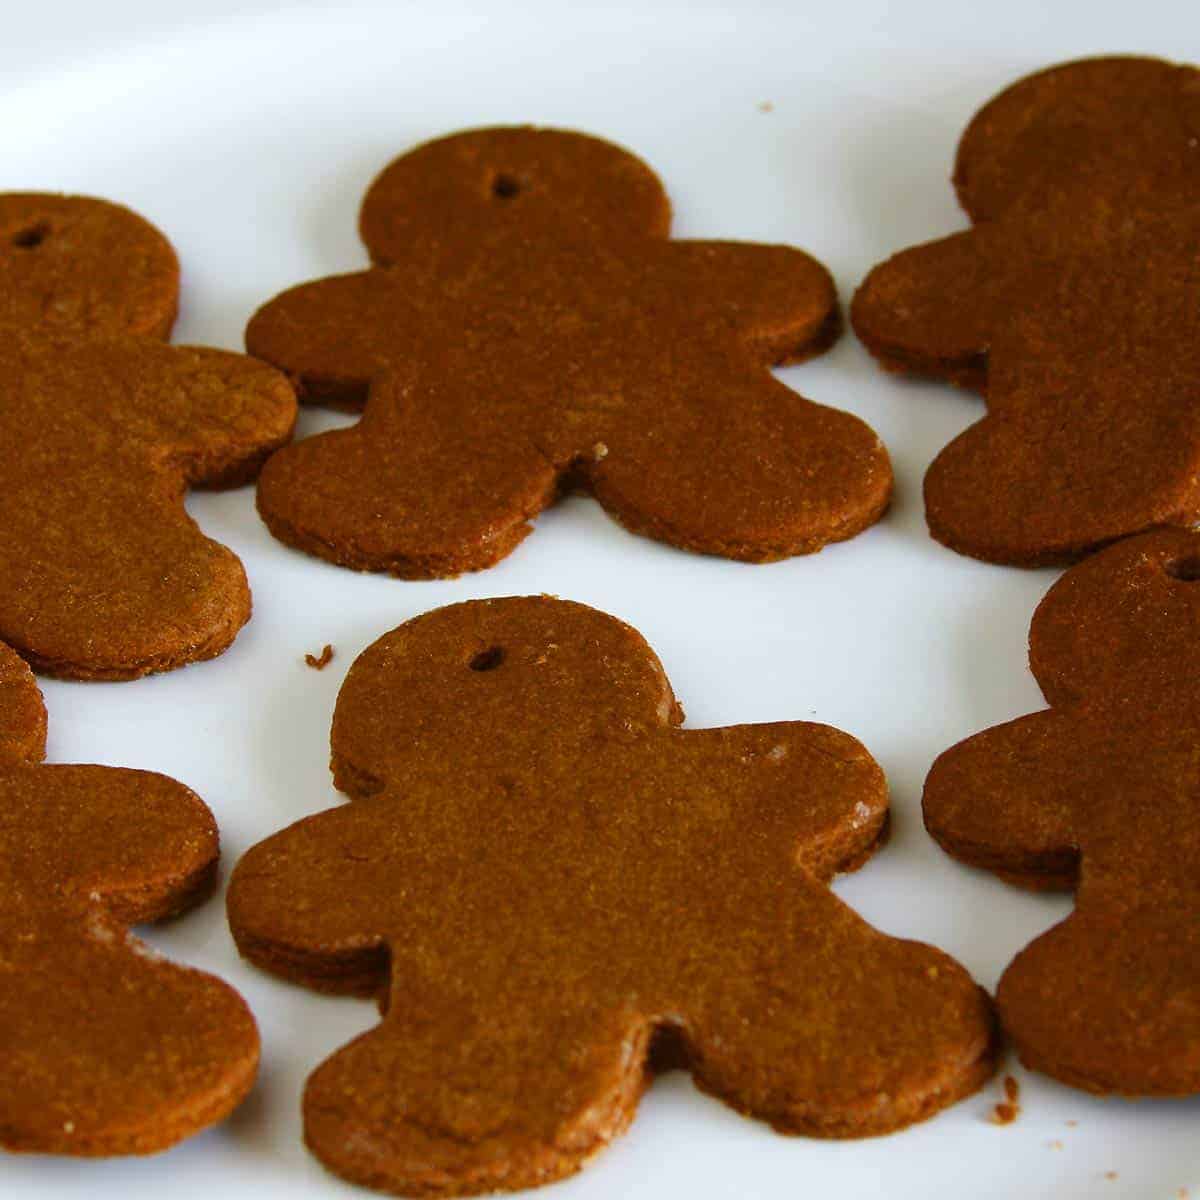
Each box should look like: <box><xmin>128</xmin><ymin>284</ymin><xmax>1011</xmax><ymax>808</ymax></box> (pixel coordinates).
<box><xmin>4</xmin><ymin>2</ymin><xmax>1198</xmax><ymax>1197</ymax></box>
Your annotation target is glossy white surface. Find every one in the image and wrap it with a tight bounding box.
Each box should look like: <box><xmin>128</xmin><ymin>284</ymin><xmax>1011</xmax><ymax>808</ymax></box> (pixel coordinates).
<box><xmin>3</xmin><ymin>2</ymin><xmax>1197</xmax><ymax>1197</ymax></box>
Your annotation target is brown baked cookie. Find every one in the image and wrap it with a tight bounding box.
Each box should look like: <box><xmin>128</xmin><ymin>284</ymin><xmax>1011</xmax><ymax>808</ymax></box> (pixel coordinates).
<box><xmin>1</xmin><ymin>194</ymin><xmax>179</xmax><ymax>339</ymax></box>
<box><xmin>851</xmin><ymin>56</ymin><xmax>1200</xmax><ymax>565</ymax></box>
<box><xmin>924</xmin><ymin>529</ymin><xmax>1200</xmax><ymax>1095</ymax></box>
<box><xmin>0</xmin><ymin>193</ymin><xmax>297</xmax><ymax>679</ymax></box>
<box><xmin>228</xmin><ymin>596</ymin><xmax>996</xmax><ymax>1196</ymax></box>
<box><xmin>953</xmin><ymin>56</ymin><xmax>1200</xmax><ymax>223</ymax></box>
<box><xmin>0</xmin><ymin>636</ymin><xmax>260</xmax><ymax>1154</ymax></box>
<box><xmin>246</xmin><ymin>126</ymin><xmax>892</xmax><ymax>577</ymax></box>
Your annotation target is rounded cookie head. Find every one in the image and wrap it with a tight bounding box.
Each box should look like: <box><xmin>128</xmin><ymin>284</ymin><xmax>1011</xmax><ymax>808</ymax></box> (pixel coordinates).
<box><xmin>1027</xmin><ymin>528</ymin><xmax>1200</xmax><ymax>710</ymax></box>
<box><xmin>330</xmin><ymin>596</ymin><xmax>683</xmax><ymax>794</ymax></box>
<box><xmin>0</xmin><ymin>640</ymin><xmax>46</xmax><ymax>766</ymax></box>
<box><xmin>0</xmin><ymin>194</ymin><xmax>179</xmax><ymax>339</ymax></box>
<box><xmin>359</xmin><ymin>125</ymin><xmax>672</xmax><ymax>265</ymax></box>
<box><xmin>954</xmin><ymin>56</ymin><xmax>1200</xmax><ymax>223</ymax></box>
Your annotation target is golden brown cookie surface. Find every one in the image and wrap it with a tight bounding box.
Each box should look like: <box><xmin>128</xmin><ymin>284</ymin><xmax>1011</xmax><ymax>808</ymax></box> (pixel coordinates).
<box><xmin>0</xmin><ymin>192</ymin><xmax>297</xmax><ymax>679</ymax></box>
<box><xmin>851</xmin><ymin>56</ymin><xmax>1200</xmax><ymax>565</ymax></box>
<box><xmin>228</xmin><ymin>596</ymin><xmax>995</xmax><ymax>1197</ymax></box>
<box><xmin>247</xmin><ymin>126</ymin><xmax>892</xmax><ymax>577</ymax></box>
<box><xmin>1</xmin><ymin>194</ymin><xmax>179</xmax><ymax>339</ymax></box>
<box><xmin>924</xmin><ymin>530</ymin><xmax>1200</xmax><ymax>1094</ymax></box>
<box><xmin>0</xmin><ymin>636</ymin><xmax>259</xmax><ymax>1155</ymax></box>
<box><xmin>953</xmin><ymin>56</ymin><xmax>1200</xmax><ymax>223</ymax></box>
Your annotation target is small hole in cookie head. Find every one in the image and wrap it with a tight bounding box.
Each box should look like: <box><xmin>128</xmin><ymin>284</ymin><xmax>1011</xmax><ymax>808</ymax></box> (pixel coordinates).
<box><xmin>1166</xmin><ymin>555</ymin><xmax>1200</xmax><ymax>582</ymax></box>
<box><xmin>469</xmin><ymin>646</ymin><xmax>506</xmax><ymax>672</ymax></box>
<box><xmin>491</xmin><ymin>173</ymin><xmax>522</xmax><ymax>200</ymax></box>
<box><xmin>11</xmin><ymin>222</ymin><xmax>49</xmax><ymax>249</ymax></box>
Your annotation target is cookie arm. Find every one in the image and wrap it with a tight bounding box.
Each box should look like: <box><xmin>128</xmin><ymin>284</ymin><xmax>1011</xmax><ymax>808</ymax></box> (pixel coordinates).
<box><xmin>3</xmin><ymin>765</ymin><xmax>220</xmax><ymax>920</ymax></box>
<box><xmin>245</xmin><ymin>270</ymin><xmax>425</xmax><ymax>410</ymax></box>
<box><xmin>655</xmin><ymin>240</ymin><xmax>840</xmax><ymax>365</ymax></box>
<box><xmin>112</xmin><ymin>340</ymin><xmax>297</xmax><ymax>489</ymax></box>
<box><xmin>227</xmin><ymin>800</ymin><xmax>400</xmax><ymax>995</ymax></box>
<box><xmin>850</xmin><ymin>228</ymin><xmax>1001</xmax><ymax>391</ymax></box>
<box><xmin>923</xmin><ymin>709</ymin><xmax>1080</xmax><ymax>890</ymax></box>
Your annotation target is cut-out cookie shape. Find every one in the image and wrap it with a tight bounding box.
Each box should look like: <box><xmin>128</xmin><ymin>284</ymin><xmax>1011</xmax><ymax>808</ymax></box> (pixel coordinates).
<box><xmin>228</xmin><ymin>596</ymin><xmax>995</xmax><ymax>1196</ymax></box>
<box><xmin>0</xmin><ymin>637</ymin><xmax>259</xmax><ymax>1153</ymax></box>
<box><xmin>851</xmin><ymin>56</ymin><xmax>1200</xmax><ymax>565</ymax></box>
<box><xmin>1</xmin><ymin>194</ymin><xmax>179</xmax><ymax>338</ymax></box>
<box><xmin>0</xmin><ymin>194</ymin><xmax>296</xmax><ymax>679</ymax></box>
<box><xmin>246</xmin><ymin>126</ymin><xmax>892</xmax><ymax>577</ymax></box>
<box><xmin>924</xmin><ymin>529</ymin><xmax>1200</xmax><ymax>1094</ymax></box>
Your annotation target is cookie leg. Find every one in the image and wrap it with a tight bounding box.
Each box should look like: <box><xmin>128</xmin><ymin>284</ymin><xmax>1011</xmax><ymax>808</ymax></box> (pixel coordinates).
<box><xmin>0</xmin><ymin>919</ymin><xmax>259</xmax><ymax>1155</ymax></box>
<box><xmin>676</xmin><ymin>884</ymin><xmax>997</xmax><ymax>1137</ymax></box>
<box><xmin>256</xmin><ymin>410</ymin><xmax>560</xmax><ymax>578</ymax></box>
<box><xmin>586</xmin><ymin>368</ymin><xmax>892</xmax><ymax>561</ymax></box>
<box><xmin>303</xmin><ymin>989</ymin><xmax>652</xmax><ymax>1197</ymax></box>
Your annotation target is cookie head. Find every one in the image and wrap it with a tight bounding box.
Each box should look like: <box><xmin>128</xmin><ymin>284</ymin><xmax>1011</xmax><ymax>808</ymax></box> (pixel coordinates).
<box><xmin>330</xmin><ymin>597</ymin><xmax>681</xmax><ymax>794</ymax></box>
<box><xmin>1</xmin><ymin>193</ymin><xmax>179</xmax><ymax>339</ymax></box>
<box><xmin>954</xmin><ymin>56</ymin><xmax>1200</xmax><ymax>222</ymax></box>
<box><xmin>359</xmin><ymin>125</ymin><xmax>672</xmax><ymax>265</ymax></box>
<box><xmin>1026</xmin><ymin>528</ymin><xmax>1200</xmax><ymax>710</ymax></box>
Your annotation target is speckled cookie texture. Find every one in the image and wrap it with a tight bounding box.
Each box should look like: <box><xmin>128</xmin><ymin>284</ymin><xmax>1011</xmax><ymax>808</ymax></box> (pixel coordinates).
<box><xmin>924</xmin><ymin>529</ymin><xmax>1200</xmax><ymax>1095</ymax></box>
<box><xmin>228</xmin><ymin>596</ymin><xmax>996</xmax><ymax>1197</ymax></box>
<box><xmin>851</xmin><ymin>56</ymin><xmax>1200</xmax><ymax>565</ymax></box>
<box><xmin>0</xmin><ymin>636</ymin><xmax>260</xmax><ymax>1155</ymax></box>
<box><xmin>0</xmin><ymin>193</ymin><xmax>297</xmax><ymax>680</ymax></box>
<box><xmin>245</xmin><ymin>126</ymin><xmax>893</xmax><ymax>577</ymax></box>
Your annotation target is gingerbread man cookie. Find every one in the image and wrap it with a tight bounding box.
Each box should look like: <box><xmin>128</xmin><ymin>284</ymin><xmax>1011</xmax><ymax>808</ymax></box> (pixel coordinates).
<box><xmin>925</xmin><ymin>529</ymin><xmax>1200</xmax><ymax>1095</ymax></box>
<box><xmin>228</xmin><ymin>596</ymin><xmax>995</xmax><ymax>1196</ymax></box>
<box><xmin>246</xmin><ymin>126</ymin><xmax>892</xmax><ymax>577</ymax></box>
<box><xmin>0</xmin><ymin>193</ymin><xmax>296</xmax><ymax>679</ymax></box>
<box><xmin>0</xmin><ymin>637</ymin><xmax>259</xmax><ymax>1154</ymax></box>
<box><xmin>851</xmin><ymin>56</ymin><xmax>1200</xmax><ymax>565</ymax></box>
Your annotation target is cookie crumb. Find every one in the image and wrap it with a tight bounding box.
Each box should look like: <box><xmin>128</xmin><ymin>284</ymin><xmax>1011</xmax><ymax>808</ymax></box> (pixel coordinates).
<box><xmin>757</xmin><ymin>100</ymin><xmax>774</xmax><ymax>112</ymax></box>
<box><xmin>1104</xmin><ymin>1173</ymin><xmax>1118</xmax><ymax>1181</ymax></box>
<box><xmin>62</xmin><ymin>1121</ymin><xmax>74</xmax><ymax>1133</ymax></box>
<box><xmin>1049</xmin><ymin>1139</ymin><xmax>1063</xmax><ymax>1150</ymax></box>
<box><xmin>1066</xmin><ymin>1119</ymin><xmax>1078</xmax><ymax>1127</ymax></box>
<box><xmin>989</xmin><ymin>1075</ymin><xmax>1020</xmax><ymax>1125</ymax></box>
<box><xmin>305</xmin><ymin>644</ymin><xmax>334</xmax><ymax>670</ymax></box>
<box><xmin>592</xmin><ymin>441</ymin><xmax>608</xmax><ymax>461</ymax></box>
